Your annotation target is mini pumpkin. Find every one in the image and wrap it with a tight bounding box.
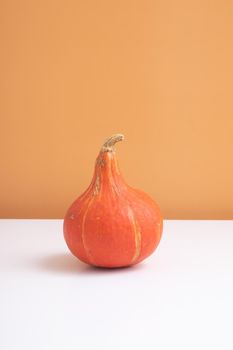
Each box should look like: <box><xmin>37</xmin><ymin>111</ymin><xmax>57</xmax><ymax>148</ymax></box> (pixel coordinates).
<box><xmin>64</xmin><ymin>134</ymin><xmax>163</xmax><ymax>268</ymax></box>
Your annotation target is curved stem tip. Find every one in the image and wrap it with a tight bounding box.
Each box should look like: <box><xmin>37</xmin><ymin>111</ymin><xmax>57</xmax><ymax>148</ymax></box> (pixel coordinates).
<box><xmin>101</xmin><ymin>133</ymin><xmax>124</xmax><ymax>152</ymax></box>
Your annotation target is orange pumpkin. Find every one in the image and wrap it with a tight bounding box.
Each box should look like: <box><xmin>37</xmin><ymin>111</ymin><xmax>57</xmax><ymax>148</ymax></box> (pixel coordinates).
<box><xmin>63</xmin><ymin>134</ymin><xmax>163</xmax><ymax>268</ymax></box>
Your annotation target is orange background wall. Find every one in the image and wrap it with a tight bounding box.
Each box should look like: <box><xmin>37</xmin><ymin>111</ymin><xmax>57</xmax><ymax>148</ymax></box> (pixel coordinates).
<box><xmin>1</xmin><ymin>0</ymin><xmax>233</xmax><ymax>219</ymax></box>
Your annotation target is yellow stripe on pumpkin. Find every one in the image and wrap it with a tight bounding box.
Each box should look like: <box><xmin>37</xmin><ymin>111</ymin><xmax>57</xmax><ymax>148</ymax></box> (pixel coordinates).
<box><xmin>81</xmin><ymin>197</ymin><xmax>96</xmax><ymax>264</ymax></box>
<box><xmin>128</xmin><ymin>206</ymin><xmax>142</xmax><ymax>264</ymax></box>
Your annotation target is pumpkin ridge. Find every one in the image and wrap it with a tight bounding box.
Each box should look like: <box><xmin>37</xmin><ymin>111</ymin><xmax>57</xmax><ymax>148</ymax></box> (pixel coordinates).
<box><xmin>127</xmin><ymin>206</ymin><xmax>142</xmax><ymax>264</ymax></box>
<box><xmin>81</xmin><ymin>196</ymin><xmax>96</xmax><ymax>264</ymax></box>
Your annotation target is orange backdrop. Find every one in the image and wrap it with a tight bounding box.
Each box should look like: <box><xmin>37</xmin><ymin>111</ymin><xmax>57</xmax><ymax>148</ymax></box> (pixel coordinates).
<box><xmin>1</xmin><ymin>0</ymin><xmax>233</xmax><ymax>219</ymax></box>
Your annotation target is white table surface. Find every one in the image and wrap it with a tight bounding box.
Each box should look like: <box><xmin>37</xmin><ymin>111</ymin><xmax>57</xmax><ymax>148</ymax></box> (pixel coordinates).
<box><xmin>0</xmin><ymin>219</ymin><xmax>233</xmax><ymax>350</ymax></box>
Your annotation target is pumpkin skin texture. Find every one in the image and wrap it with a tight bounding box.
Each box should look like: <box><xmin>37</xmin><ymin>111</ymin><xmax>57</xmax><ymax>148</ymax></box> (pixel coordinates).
<box><xmin>63</xmin><ymin>134</ymin><xmax>163</xmax><ymax>268</ymax></box>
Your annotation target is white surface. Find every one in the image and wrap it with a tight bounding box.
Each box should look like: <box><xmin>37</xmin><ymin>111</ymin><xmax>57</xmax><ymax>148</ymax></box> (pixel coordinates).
<box><xmin>0</xmin><ymin>219</ymin><xmax>233</xmax><ymax>350</ymax></box>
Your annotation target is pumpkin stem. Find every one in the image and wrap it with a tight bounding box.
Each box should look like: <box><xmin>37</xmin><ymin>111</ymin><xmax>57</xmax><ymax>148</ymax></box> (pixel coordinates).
<box><xmin>101</xmin><ymin>133</ymin><xmax>124</xmax><ymax>152</ymax></box>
